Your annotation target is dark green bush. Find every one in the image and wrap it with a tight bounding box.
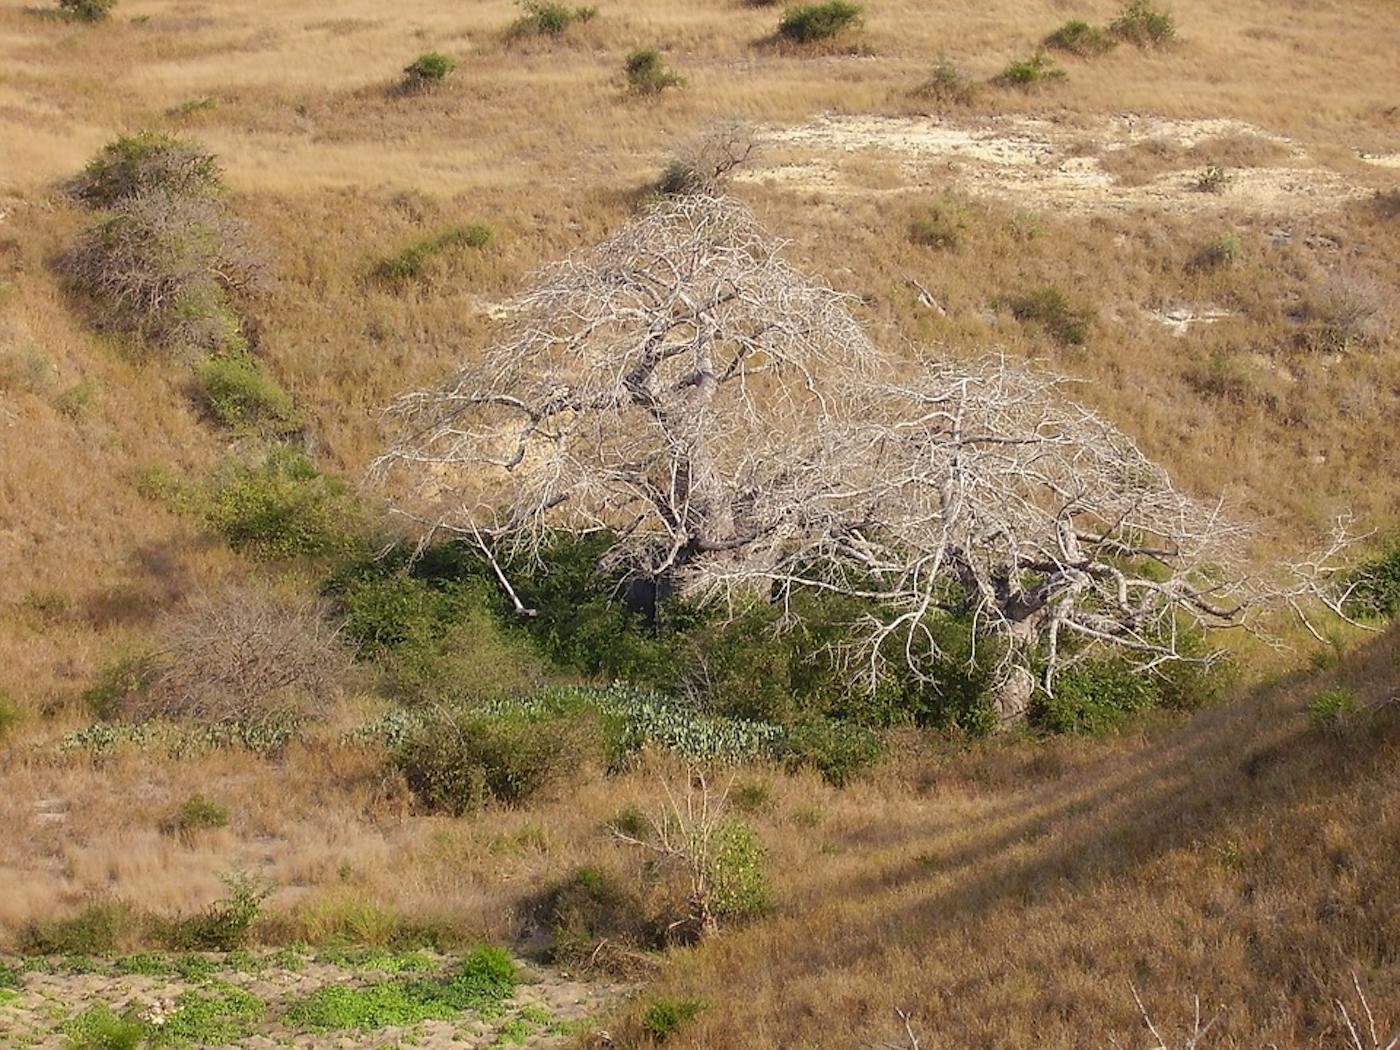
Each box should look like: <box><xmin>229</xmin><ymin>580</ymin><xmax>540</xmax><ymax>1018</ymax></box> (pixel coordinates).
<box><xmin>193</xmin><ymin>352</ymin><xmax>298</xmax><ymax>433</ymax></box>
<box><xmin>641</xmin><ymin>997</ymin><xmax>706</xmax><ymax>1040</ymax></box>
<box><xmin>542</xmin><ymin>866</ymin><xmax>657</xmax><ymax>969</ymax></box>
<box><xmin>1032</xmin><ymin>659</ymin><xmax>1158</xmax><ymax>734</ymax></box>
<box><xmin>1110</xmin><ymin>0</ymin><xmax>1175</xmax><ymax>46</ymax></box>
<box><xmin>169</xmin><ymin>793</ymin><xmax>229</xmax><ymax>836</ymax></box>
<box><xmin>401</xmin><ymin>52</ymin><xmax>456</xmax><ymax>91</ymax></box>
<box><xmin>72</xmin><ymin>131</ymin><xmax>222</xmax><ymax>207</ymax></box>
<box><xmin>624</xmin><ymin>49</ymin><xmax>684</xmax><ymax>94</ymax></box>
<box><xmin>912</xmin><ymin>57</ymin><xmax>977</xmax><ymax>106</ymax></box>
<box><xmin>159</xmin><ymin>872</ymin><xmax>270</xmax><ymax>951</ymax></box>
<box><xmin>708</xmin><ymin>821</ymin><xmax>768</xmax><ymax>920</ymax></box>
<box><xmin>997</xmin><ymin>285</ymin><xmax>1093</xmax><ymax>346</ymax></box>
<box><xmin>27</xmin><ymin>900</ymin><xmax>141</xmax><ymax>955</ymax></box>
<box><xmin>82</xmin><ymin>656</ymin><xmax>156</xmax><ymax>720</ymax></box>
<box><xmin>1045</xmin><ymin>19</ymin><xmax>1116</xmax><ymax>57</ymax></box>
<box><xmin>781</xmin><ymin>717</ymin><xmax>884</xmax><ymax>785</ymax></box>
<box><xmin>57</xmin><ymin>0</ymin><xmax>114</xmax><ymax>23</ymax></box>
<box><xmin>908</xmin><ymin>197</ymin><xmax>967</xmax><ymax>250</ymax></box>
<box><xmin>202</xmin><ymin>450</ymin><xmax>362</xmax><ymax>560</ymax></box>
<box><xmin>1345</xmin><ymin>537</ymin><xmax>1400</xmax><ymax>620</ymax></box>
<box><xmin>777</xmin><ymin>0</ymin><xmax>862</xmax><ymax>42</ymax></box>
<box><xmin>511</xmin><ymin>1</ymin><xmax>597</xmax><ymax>35</ymax></box>
<box><xmin>62</xmin><ymin>1004</ymin><xmax>146</xmax><ymax>1050</ymax></box>
<box><xmin>393</xmin><ymin>706</ymin><xmax>606</xmax><ymax>813</ymax></box>
<box><xmin>374</xmin><ymin>224</ymin><xmax>492</xmax><ymax>281</ymax></box>
<box><xmin>994</xmin><ymin>48</ymin><xmax>1067</xmax><ymax>88</ymax></box>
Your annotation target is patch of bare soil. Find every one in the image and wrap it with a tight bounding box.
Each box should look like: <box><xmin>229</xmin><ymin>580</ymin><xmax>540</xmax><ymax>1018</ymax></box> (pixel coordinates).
<box><xmin>739</xmin><ymin>113</ymin><xmax>1377</xmax><ymax>215</ymax></box>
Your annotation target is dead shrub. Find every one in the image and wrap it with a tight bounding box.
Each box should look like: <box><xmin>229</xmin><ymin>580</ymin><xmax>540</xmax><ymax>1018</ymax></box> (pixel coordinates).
<box><xmin>658</xmin><ymin>119</ymin><xmax>760</xmax><ymax>195</ymax></box>
<box><xmin>61</xmin><ymin>190</ymin><xmax>267</xmax><ymax>353</ymax></box>
<box><xmin>1300</xmin><ymin>270</ymin><xmax>1391</xmax><ymax>352</ymax></box>
<box><xmin>121</xmin><ymin>586</ymin><xmax>349</xmax><ymax>729</ymax></box>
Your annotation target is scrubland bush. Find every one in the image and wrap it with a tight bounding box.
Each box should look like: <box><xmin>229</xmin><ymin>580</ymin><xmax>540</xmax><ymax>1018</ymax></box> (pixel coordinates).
<box><xmin>167</xmin><ymin>793</ymin><xmax>230</xmax><ymax>837</ymax></box>
<box><xmin>777</xmin><ymin>1</ymin><xmax>862</xmax><ymax>43</ymax></box>
<box><xmin>995</xmin><ymin>48</ymin><xmax>1067</xmax><ymax>89</ymax></box>
<box><xmin>912</xmin><ymin>57</ymin><xmax>977</xmax><ymax>106</ymax></box>
<box><xmin>624</xmin><ymin>48</ymin><xmax>684</xmax><ymax>95</ymax></box>
<box><xmin>1189</xmin><ymin>230</ymin><xmax>1244</xmax><ymax>270</ymax></box>
<box><xmin>392</xmin><ymin>705</ymin><xmax>606</xmax><ymax>813</ymax></box>
<box><xmin>1194</xmin><ymin>164</ymin><xmax>1231</xmax><ymax>193</ymax></box>
<box><xmin>57</xmin><ymin>0</ymin><xmax>114</xmax><ymax>22</ymax></box>
<box><xmin>1308</xmin><ymin>686</ymin><xmax>1360</xmax><ymax>733</ymax></box>
<box><xmin>1345</xmin><ymin>537</ymin><xmax>1400</xmax><ymax>619</ymax></box>
<box><xmin>1032</xmin><ymin>660</ymin><xmax>1159</xmax><ymax>735</ymax></box>
<box><xmin>1300</xmin><ymin>270</ymin><xmax>1390</xmax><ymax>351</ymax></box>
<box><xmin>373</xmin><ymin>224</ymin><xmax>492</xmax><ymax>282</ymax></box>
<box><xmin>1045</xmin><ymin>19</ymin><xmax>1116</xmax><ymax>56</ymax></box>
<box><xmin>203</xmin><ymin>449</ymin><xmax>363</xmax><ymax>559</ymax></box>
<box><xmin>997</xmin><ymin>285</ymin><xmax>1093</xmax><ymax>345</ymax></box>
<box><xmin>781</xmin><ymin>717</ymin><xmax>884</xmax><ymax>785</ymax></box>
<box><xmin>658</xmin><ymin>119</ymin><xmax>760</xmax><ymax>195</ymax></box>
<box><xmin>1110</xmin><ymin>0</ymin><xmax>1176</xmax><ymax>46</ymax></box>
<box><xmin>511</xmin><ymin>0</ymin><xmax>596</xmax><ymax>36</ymax></box>
<box><xmin>908</xmin><ymin>197</ymin><xmax>968</xmax><ymax>250</ymax></box>
<box><xmin>62</xmin><ymin>1004</ymin><xmax>145</xmax><ymax>1050</ymax></box>
<box><xmin>708</xmin><ymin>821</ymin><xmax>768</xmax><ymax>920</ymax></box>
<box><xmin>117</xmin><ymin>586</ymin><xmax>348</xmax><ymax>731</ymax></box>
<box><xmin>63</xmin><ymin>191</ymin><xmax>265</xmax><ymax>354</ymax></box>
<box><xmin>401</xmin><ymin>52</ymin><xmax>456</xmax><ymax>92</ymax></box>
<box><xmin>160</xmin><ymin>872</ymin><xmax>271</xmax><ymax>951</ymax></box>
<box><xmin>542</xmin><ymin>866</ymin><xmax>659</xmax><ymax>971</ymax></box>
<box><xmin>71</xmin><ymin>131</ymin><xmax>221</xmax><ymax>207</ymax></box>
<box><xmin>0</xmin><ymin>689</ymin><xmax>19</xmax><ymax>739</ymax></box>
<box><xmin>193</xmin><ymin>352</ymin><xmax>298</xmax><ymax>433</ymax></box>
<box><xmin>641</xmin><ymin>996</ymin><xmax>706</xmax><ymax>1040</ymax></box>
<box><xmin>27</xmin><ymin>900</ymin><xmax>141</xmax><ymax>954</ymax></box>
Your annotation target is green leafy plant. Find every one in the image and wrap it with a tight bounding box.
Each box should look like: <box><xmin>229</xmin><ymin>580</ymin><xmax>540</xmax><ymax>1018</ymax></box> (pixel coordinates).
<box><xmin>401</xmin><ymin>51</ymin><xmax>457</xmax><ymax>91</ymax></box>
<box><xmin>541</xmin><ymin>866</ymin><xmax>656</xmax><ymax>971</ymax></box>
<box><xmin>781</xmin><ymin>717</ymin><xmax>884</xmax><ymax>785</ymax></box>
<box><xmin>0</xmin><ymin>689</ymin><xmax>19</xmax><ymax>739</ymax></box>
<box><xmin>62</xmin><ymin>1003</ymin><xmax>145</xmax><ymax>1050</ymax></box>
<box><xmin>202</xmin><ymin>449</ymin><xmax>362</xmax><ymax>560</ymax></box>
<box><xmin>169</xmin><ymin>793</ymin><xmax>230</xmax><ymax>836</ymax></box>
<box><xmin>27</xmin><ymin>900</ymin><xmax>141</xmax><ymax>955</ymax></box>
<box><xmin>1032</xmin><ymin>660</ymin><xmax>1159</xmax><ymax>735</ymax></box>
<box><xmin>908</xmin><ymin>197</ymin><xmax>968</xmax><ymax>250</ymax></box>
<box><xmin>1344</xmin><ymin>537</ymin><xmax>1400</xmax><ymax>620</ymax></box>
<box><xmin>624</xmin><ymin>48</ymin><xmax>684</xmax><ymax>95</ymax></box>
<box><xmin>57</xmin><ymin>0</ymin><xmax>115</xmax><ymax>23</ymax></box>
<box><xmin>708</xmin><ymin>821</ymin><xmax>768</xmax><ymax>920</ymax></box>
<box><xmin>149</xmin><ymin>985</ymin><xmax>265</xmax><ymax>1046</ymax></box>
<box><xmin>1045</xmin><ymin>19</ymin><xmax>1116</xmax><ymax>57</ymax></box>
<box><xmin>1195</xmin><ymin>164</ymin><xmax>1231</xmax><ymax>193</ymax></box>
<box><xmin>912</xmin><ymin>56</ymin><xmax>977</xmax><ymax>106</ymax></box>
<box><xmin>641</xmin><ymin>996</ymin><xmax>706</xmax><ymax>1040</ymax></box>
<box><xmin>1110</xmin><ymin>0</ymin><xmax>1176</xmax><ymax>47</ymax></box>
<box><xmin>72</xmin><ymin>131</ymin><xmax>222</xmax><ymax>207</ymax></box>
<box><xmin>777</xmin><ymin>0</ymin><xmax>862</xmax><ymax>42</ymax></box>
<box><xmin>161</xmin><ymin>872</ymin><xmax>271</xmax><ymax>951</ymax></box>
<box><xmin>374</xmin><ymin>224</ymin><xmax>493</xmax><ymax>281</ymax></box>
<box><xmin>1309</xmin><ymin>686</ymin><xmax>1360</xmax><ymax>733</ymax></box>
<box><xmin>996</xmin><ymin>285</ymin><xmax>1093</xmax><ymax>346</ymax></box>
<box><xmin>511</xmin><ymin>1</ymin><xmax>597</xmax><ymax>36</ymax></box>
<box><xmin>995</xmin><ymin>48</ymin><xmax>1067</xmax><ymax>89</ymax></box>
<box><xmin>193</xmin><ymin>352</ymin><xmax>298</xmax><ymax>433</ymax></box>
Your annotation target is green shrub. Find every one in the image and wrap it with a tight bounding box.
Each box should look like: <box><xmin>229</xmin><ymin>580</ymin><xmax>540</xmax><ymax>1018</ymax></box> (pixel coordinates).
<box><xmin>641</xmin><ymin>997</ymin><xmax>706</xmax><ymax>1040</ymax></box>
<box><xmin>393</xmin><ymin>706</ymin><xmax>606</xmax><ymax>813</ymax></box>
<box><xmin>997</xmin><ymin>285</ymin><xmax>1093</xmax><ymax>346</ymax></box>
<box><xmin>202</xmin><ymin>450</ymin><xmax>361</xmax><ymax>560</ymax></box>
<box><xmin>908</xmin><ymin>197</ymin><xmax>968</xmax><ymax>250</ymax></box>
<box><xmin>193</xmin><ymin>352</ymin><xmax>298</xmax><ymax>433</ymax></box>
<box><xmin>781</xmin><ymin>717</ymin><xmax>883</xmax><ymax>785</ymax></box>
<box><xmin>624</xmin><ymin>48</ymin><xmax>684</xmax><ymax>95</ymax></box>
<box><xmin>72</xmin><ymin>131</ymin><xmax>222</xmax><ymax>207</ymax></box>
<box><xmin>28</xmin><ymin>900</ymin><xmax>141</xmax><ymax>955</ymax></box>
<box><xmin>1110</xmin><ymin>0</ymin><xmax>1176</xmax><ymax>46</ymax></box>
<box><xmin>708</xmin><ymin>821</ymin><xmax>767</xmax><ymax>921</ymax></box>
<box><xmin>777</xmin><ymin>1</ymin><xmax>862</xmax><ymax>42</ymax></box>
<box><xmin>1032</xmin><ymin>659</ymin><xmax>1158</xmax><ymax>735</ymax></box>
<box><xmin>511</xmin><ymin>1</ymin><xmax>597</xmax><ymax>36</ymax></box>
<box><xmin>1345</xmin><ymin>538</ymin><xmax>1400</xmax><ymax>620</ymax></box>
<box><xmin>62</xmin><ymin>1004</ymin><xmax>145</xmax><ymax>1050</ymax></box>
<box><xmin>1045</xmin><ymin>19</ymin><xmax>1116</xmax><ymax>57</ymax></box>
<box><xmin>730</xmin><ymin>779</ymin><xmax>770</xmax><ymax>813</ymax></box>
<box><xmin>57</xmin><ymin>0</ymin><xmax>114</xmax><ymax>23</ymax></box>
<box><xmin>160</xmin><ymin>872</ymin><xmax>271</xmax><ymax>951</ymax></box>
<box><xmin>169</xmin><ymin>793</ymin><xmax>229</xmax><ymax>836</ymax></box>
<box><xmin>1309</xmin><ymin>686</ymin><xmax>1360</xmax><ymax>733</ymax></box>
<box><xmin>0</xmin><ymin>690</ymin><xmax>20</xmax><ymax>739</ymax></box>
<box><xmin>374</xmin><ymin>224</ymin><xmax>493</xmax><ymax>281</ymax></box>
<box><xmin>402</xmin><ymin>52</ymin><xmax>456</xmax><ymax>91</ymax></box>
<box><xmin>1190</xmin><ymin>231</ymin><xmax>1244</xmax><ymax>270</ymax></box>
<box><xmin>912</xmin><ymin>57</ymin><xmax>977</xmax><ymax>106</ymax></box>
<box><xmin>149</xmin><ymin>986</ymin><xmax>265</xmax><ymax>1047</ymax></box>
<box><xmin>55</xmin><ymin>379</ymin><xmax>99</xmax><ymax>421</ymax></box>
<box><xmin>1194</xmin><ymin>164</ymin><xmax>1231</xmax><ymax>193</ymax></box>
<box><xmin>994</xmin><ymin>48</ymin><xmax>1067</xmax><ymax>88</ymax></box>
<box><xmin>542</xmin><ymin>866</ymin><xmax>656</xmax><ymax>969</ymax></box>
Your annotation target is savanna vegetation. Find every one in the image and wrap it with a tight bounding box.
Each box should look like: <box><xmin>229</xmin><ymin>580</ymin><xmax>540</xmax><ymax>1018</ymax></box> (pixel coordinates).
<box><xmin>0</xmin><ymin>0</ymin><xmax>1397</xmax><ymax>1046</ymax></box>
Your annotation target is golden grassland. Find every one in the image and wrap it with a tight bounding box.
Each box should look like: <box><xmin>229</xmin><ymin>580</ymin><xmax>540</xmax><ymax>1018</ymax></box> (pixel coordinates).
<box><xmin>0</xmin><ymin>0</ymin><xmax>1398</xmax><ymax>1043</ymax></box>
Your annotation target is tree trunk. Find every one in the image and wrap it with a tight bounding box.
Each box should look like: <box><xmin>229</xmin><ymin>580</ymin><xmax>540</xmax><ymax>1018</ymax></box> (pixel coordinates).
<box><xmin>993</xmin><ymin>665</ymin><xmax>1035</xmax><ymax>725</ymax></box>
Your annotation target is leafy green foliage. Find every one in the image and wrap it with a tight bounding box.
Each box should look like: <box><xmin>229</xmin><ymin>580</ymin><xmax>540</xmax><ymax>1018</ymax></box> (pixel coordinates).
<box><xmin>908</xmin><ymin>197</ymin><xmax>968</xmax><ymax>250</ymax></box>
<box><xmin>73</xmin><ymin>132</ymin><xmax>222</xmax><ymax>208</ymax></box>
<box><xmin>1195</xmin><ymin>164</ymin><xmax>1231</xmax><ymax>193</ymax></box>
<box><xmin>193</xmin><ymin>352</ymin><xmax>298</xmax><ymax>433</ymax></box>
<box><xmin>708</xmin><ymin>821</ymin><xmax>768</xmax><ymax>920</ymax></box>
<box><xmin>27</xmin><ymin>901</ymin><xmax>140</xmax><ymax>955</ymax></box>
<box><xmin>781</xmin><ymin>717</ymin><xmax>885</xmax><ymax>785</ymax></box>
<box><xmin>641</xmin><ymin>997</ymin><xmax>706</xmax><ymax>1040</ymax></box>
<box><xmin>159</xmin><ymin>873</ymin><xmax>270</xmax><ymax>951</ymax></box>
<box><xmin>1110</xmin><ymin>0</ymin><xmax>1176</xmax><ymax>46</ymax></box>
<box><xmin>170</xmin><ymin>794</ymin><xmax>229</xmax><ymax>836</ymax></box>
<box><xmin>624</xmin><ymin>49</ymin><xmax>684</xmax><ymax>94</ymax></box>
<box><xmin>62</xmin><ymin>1004</ymin><xmax>145</xmax><ymax>1050</ymax></box>
<box><xmin>1309</xmin><ymin>687</ymin><xmax>1360</xmax><ymax>733</ymax></box>
<box><xmin>1344</xmin><ymin>538</ymin><xmax>1400</xmax><ymax>620</ymax></box>
<box><xmin>202</xmin><ymin>450</ymin><xmax>362</xmax><ymax>560</ymax></box>
<box><xmin>1045</xmin><ymin>19</ymin><xmax>1116</xmax><ymax>56</ymax></box>
<box><xmin>1032</xmin><ymin>660</ymin><xmax>1158</xmax><ymax>735</ymax></box>
<box><xmin>997</xmin><ymin>285</ymin><xmax>1093</xmax><ymax>346</ymax></box>
<box><xmin>148</xmin><ymin>985</ymin><xmax>265</xmax><ymax>1047</ymax></box>
<box><xmin>374</xmin><ymin>225</ymin><xmax>492</xmax><ymax>281</ymax></box>
<box><xmin>511</xmin><ymin>1</ymin><xmax>597</xmax><ymax>36</ymax></box>
<box><xmin>912</xmin><ymin>57</ymin><xmax>977</xmax><ymax>106</ymax></box>
<box><xmin>777</xmin><ymin>0</ymin><xmax>861</xmax><ymax>42</ymax></box>
<box><xmin>402</xmin><ymin>51</ymin><xmax>457</xmax><ymax>90</ymax></box>
<box><xmin>57</xmin><ymin>0</ymin><xmax>115</xmax><ymax>23</ymax></box>
<box><xmin>0</xmin><ymin>689</ymin><xmax>19</xmax><ymax>739</ymax></box>
<box><xmin>995</xmin><ymin>48</ymin><xmax>1067</xmax><ymax>88</ymax></box>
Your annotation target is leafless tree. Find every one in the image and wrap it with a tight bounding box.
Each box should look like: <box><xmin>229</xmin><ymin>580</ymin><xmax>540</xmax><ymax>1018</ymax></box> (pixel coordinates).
<box><xmin>1337</xmin><ymin>974</ymin><xmax>1399</xmax><ymax>1050</ymax></box>
<box><xmin>377</xmin><ymin>193</ymin><xmax>1356</xmax><ymax>722</ymax></box>
<box><xmin>125</xmin><ymin>585</ymin><xmax>349</xmax><ymax>729</ymax></box>
<box><xmin>659</xmin><ymin>119</ymin><xmax>762</xmax><ymax>195</ymax></box>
